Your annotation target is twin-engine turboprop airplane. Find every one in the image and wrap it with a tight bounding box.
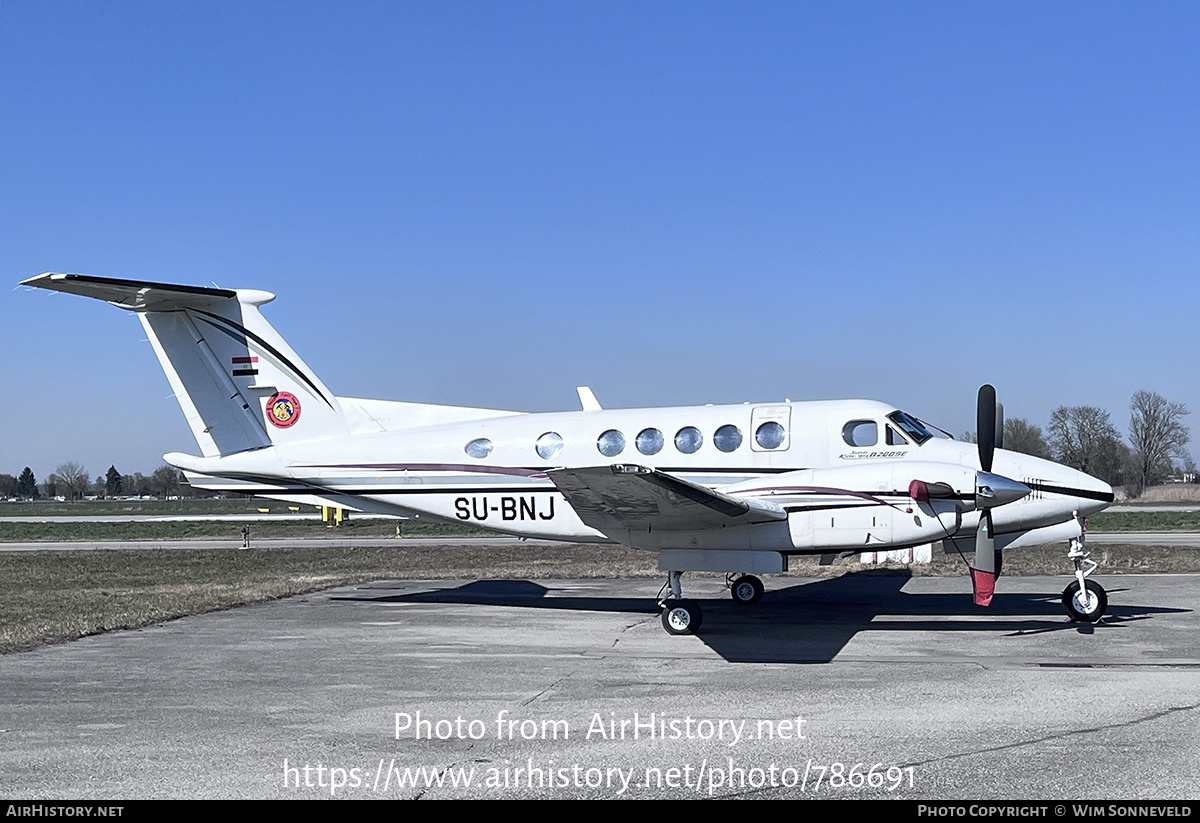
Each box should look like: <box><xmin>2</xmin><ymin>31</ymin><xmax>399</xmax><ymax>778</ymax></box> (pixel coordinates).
<box><xmin>23</xmin><ymin>273</ymin><xmax>1116</xmax><ymax>635</ymax></box>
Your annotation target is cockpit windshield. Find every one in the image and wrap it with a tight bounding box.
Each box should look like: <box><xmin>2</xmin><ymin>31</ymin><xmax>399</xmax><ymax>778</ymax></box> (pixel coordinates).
<box><xmin>887</xmin><ymin>411</ymin><xmax>934</xmax><ymax>445</ymax></box>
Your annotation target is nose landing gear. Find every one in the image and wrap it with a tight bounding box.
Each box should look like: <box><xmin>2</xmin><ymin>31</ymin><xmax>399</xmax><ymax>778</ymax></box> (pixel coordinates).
<box><xmin>1063</xmin><ymin>578</ymin><xmax>1107</xmax><ymax>622</ymax></box>
<box><xmin>1062</xmin><ymin>513</ymin><xmax>1107</xmax><ymax>623</ymax></box>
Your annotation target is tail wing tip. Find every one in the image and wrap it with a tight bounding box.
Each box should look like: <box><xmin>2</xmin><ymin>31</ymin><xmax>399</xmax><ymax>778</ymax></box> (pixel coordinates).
<box><xmin>21</xmin><ymin>272</ymin><xmax>67</xmax><ymax>287</ymax></box>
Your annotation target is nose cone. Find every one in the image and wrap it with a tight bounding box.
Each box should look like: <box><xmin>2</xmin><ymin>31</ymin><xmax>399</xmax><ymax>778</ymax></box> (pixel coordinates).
<box><xmin>990</xmin><ymin>450</ymin><xmax>1115</xmax><ymax>517</ymax></box>
<box><xmin>1070</xmin><ymin>469</ymin><xmax>1115</xmax><ymax>517</ymax></box>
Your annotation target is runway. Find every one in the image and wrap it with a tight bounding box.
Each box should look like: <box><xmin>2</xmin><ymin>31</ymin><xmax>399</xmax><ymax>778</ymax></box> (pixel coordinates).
<box><xmin>2</xmin><ymin>573</ymin><xmax>1197</xmax><ymax>799</ymax></box>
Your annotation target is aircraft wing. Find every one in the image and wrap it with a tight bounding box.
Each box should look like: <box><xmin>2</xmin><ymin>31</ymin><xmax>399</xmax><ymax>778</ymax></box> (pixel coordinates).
<box><xmin>546</xmin><ymin>464</ymin><xmax>786</xmax><ymax>534</ymax></box>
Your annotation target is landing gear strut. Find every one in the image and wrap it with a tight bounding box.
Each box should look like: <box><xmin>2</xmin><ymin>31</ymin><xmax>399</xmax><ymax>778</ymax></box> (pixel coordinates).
<box><xmin>1062</xmin><ymin>513</ymin><xmax>1107</xmax><ymax>623</ymax></box>
<box><xmin>658</xmin><ymin>570</ymin><xmax>703</xmax><ymax>635</ymax></box>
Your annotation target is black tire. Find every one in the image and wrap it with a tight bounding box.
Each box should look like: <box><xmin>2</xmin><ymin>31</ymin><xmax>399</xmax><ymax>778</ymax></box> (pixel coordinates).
<box><xmin>730</xmin><ymin>575</ymin><xmax>764</xmax><ymax>606</ymax></box>
<box><xmin>661</xmin><ymin>600</ymin><xmax>703</xmax><ymax>635</ymax></box>
<box><xmin>1062</xmin><ymin>579</ymin><xmax>1107</xmax><ymax>623</ymax></box>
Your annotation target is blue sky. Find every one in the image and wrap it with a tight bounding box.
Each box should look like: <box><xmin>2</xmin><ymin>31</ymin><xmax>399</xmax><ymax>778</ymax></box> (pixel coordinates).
<box><xmin>3</xmin><ymin>2</ymin><xmax>1198</xmax><ymax>480</ymax></box>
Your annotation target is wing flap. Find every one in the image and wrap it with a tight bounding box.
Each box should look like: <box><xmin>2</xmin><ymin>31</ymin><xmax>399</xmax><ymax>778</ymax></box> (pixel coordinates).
<box><xmin>547</xmin><ymin>464</ymin><xmax>786</xmax><ymax>535</ymax></box>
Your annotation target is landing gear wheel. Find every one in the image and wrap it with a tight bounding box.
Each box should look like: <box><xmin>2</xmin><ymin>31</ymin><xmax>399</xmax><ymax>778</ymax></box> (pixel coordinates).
<box><xmin>661</xmin><ymin>600</ymin><xmax>703</xmax><ymax>635</ymax></box>
<box><xmin>730</xmin><ymin>575</ymin><xmax>764</xmax><ymax>606</ymax></box>
<box><xmin>1062</xmin><ymin>579</ymin><xmax>1107</xmax><ymax>623</ymax></box>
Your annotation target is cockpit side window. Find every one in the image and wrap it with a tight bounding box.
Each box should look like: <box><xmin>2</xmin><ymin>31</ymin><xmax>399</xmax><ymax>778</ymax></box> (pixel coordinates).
<box><xmin>842</xmin><ymin>420</ymin><xmax>878</xmax><ymax>447</ymax></box>
<box><xmin>887</xmin><ymin>411</ymin><xmax>933</xmax><ymax>445</ymax></box>
<box><xmin>886</xmin><ymin>425</ymin><xmax>909</xmax><ymax>446</ymax></box>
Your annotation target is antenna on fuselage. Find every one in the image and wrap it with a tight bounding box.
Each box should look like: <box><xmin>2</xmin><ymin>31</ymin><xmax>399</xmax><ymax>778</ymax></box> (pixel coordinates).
<box><xmin>577</xmin><ymin>386</ymin><xmax>602</xmax><ymax>411</ymax></box>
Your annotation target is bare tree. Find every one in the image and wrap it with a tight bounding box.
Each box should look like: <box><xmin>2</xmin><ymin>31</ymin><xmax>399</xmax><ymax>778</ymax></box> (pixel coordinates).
<box><xmin>1047</xmin><ymin>406</ymin><xmax>1128</xmax><ymax>486</ymax></box>
<box><xmin>151</xmin><ymin>465</ymin><xmax>181</xmax><ymax>498</ymax></box>
<box><xmin>1127</xmin><ymin>390</ymin><xmax>1190</xmax><ymax>497</ymax></box>
<box><xmin>54</xmin><ymin>461</ymin><xmax>90</xmax><ymax>502</ymax></box>
<box><xmin>123</xmin><ymin>472</ymin><xmax>150</xmax><ymax>497</ymax></box>
<box><xmin>1003</xmin><ymin>417</ymin><xmax>1051</xmax><ymax>460</ymax></box>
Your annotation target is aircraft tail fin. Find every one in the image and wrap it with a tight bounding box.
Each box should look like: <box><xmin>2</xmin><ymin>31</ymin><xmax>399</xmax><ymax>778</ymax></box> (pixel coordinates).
<box><xmin>22</xmin><ymin>273</ymin><xmax>347</xmax><ymax>457</ymax></box>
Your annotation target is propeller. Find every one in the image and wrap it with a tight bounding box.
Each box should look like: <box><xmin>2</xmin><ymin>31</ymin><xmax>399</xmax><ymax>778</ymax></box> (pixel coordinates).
<box><xmin>974</xmin><ymin>384</ymin><xmax>1003</xmax><ymax>604</ymax></box>
<box><xmin>907</xmin><ymin>385</ymin><xmax>1026</xmax><ymax>606</ymax></box>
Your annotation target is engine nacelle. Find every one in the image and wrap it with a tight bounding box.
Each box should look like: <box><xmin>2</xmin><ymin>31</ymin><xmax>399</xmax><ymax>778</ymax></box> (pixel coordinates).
<box><xmin>723</xmin><ymin>461</ymin><xmax>976</xmax><ymax>552</ymax></box>
<box><xmin>786</xmin><ymin>500</ymin><xmax>959</xmax><ymax>551</ymax></box>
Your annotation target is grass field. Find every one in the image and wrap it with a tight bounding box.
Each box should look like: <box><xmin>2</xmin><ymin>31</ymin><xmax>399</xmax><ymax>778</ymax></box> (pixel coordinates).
<box><xmin>0</xmin><ymin>542</ymin><xmax>659</xmax><ymax>654</ymax></box>
<box><xmin>0</xmin><ymin>498</ymin><xmax>269</xmax><ymax>517</ymax></box>
<box><xmin>1087</xmin><ymin>510</ymin><xmax>1200</xmax><ymax>531</ymax></box>
<box><xmin>0</xmin><ymin>518</ymin><xmax>488</xmax><ymax>542</ymax></box>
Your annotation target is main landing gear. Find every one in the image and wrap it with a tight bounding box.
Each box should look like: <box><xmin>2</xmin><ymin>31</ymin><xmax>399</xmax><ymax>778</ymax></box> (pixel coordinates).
<box><xmin>661</xmin><ymin>599</ymin><xmax>703</xmax><ymax>635</ymax></box>
<box><xmin>657</xmin><ymin>571</ymin><xmax>768</xmax><ymax>635</ymax></box>
<box><xmin>1062</xmin><ymin>514</ymin><xmax>1107</xmax><ymax>623</ymax></box>
<box><xmin>728</xmin><ymin>573</ymin><xmax>764</xmax><ymax>606</ymax></box>
<box><xmin>658</xmin><ymin>571</ymin><xmax>702</xmax><ymax>635</ymax></box>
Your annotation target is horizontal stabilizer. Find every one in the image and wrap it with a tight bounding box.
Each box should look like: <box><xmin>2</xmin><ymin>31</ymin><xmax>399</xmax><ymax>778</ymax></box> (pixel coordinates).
<box><xmin>20</xmin><ymin>272</ymin><xmax>254</xmax><ymax>311</ymax></box>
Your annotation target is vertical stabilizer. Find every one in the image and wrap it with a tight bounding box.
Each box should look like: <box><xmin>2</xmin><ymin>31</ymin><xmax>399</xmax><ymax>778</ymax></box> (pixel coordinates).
<box><xmin>22</xmin><ymin>273</ymin><xmax>347</xmax><ymax>456</ymax></box>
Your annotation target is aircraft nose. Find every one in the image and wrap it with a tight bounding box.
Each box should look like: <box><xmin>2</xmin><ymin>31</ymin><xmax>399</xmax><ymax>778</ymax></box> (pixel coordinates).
<box><xmin>1002</xmin><ymin>452</ymin><xmax>1115</xmax><ymax>517</ymax></box>
<box><xmin>1065</xmin><ymin>468</ymin><xmax>1115</xmax><ymax>517</ymax></box>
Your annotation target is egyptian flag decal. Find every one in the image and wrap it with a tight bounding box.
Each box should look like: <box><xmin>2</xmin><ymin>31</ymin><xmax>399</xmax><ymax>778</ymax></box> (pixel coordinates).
<box><xmin>232</xmin><ymin>356</ymin><xmax>259</xmax><ymax>377</ymax></box>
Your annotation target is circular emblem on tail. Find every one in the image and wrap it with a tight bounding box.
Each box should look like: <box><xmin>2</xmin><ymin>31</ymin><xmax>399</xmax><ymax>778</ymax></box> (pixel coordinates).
<box><xmin>267</xmin><ymin>391</ymin><xmax>301</xmax><ymax>429</ymax></box>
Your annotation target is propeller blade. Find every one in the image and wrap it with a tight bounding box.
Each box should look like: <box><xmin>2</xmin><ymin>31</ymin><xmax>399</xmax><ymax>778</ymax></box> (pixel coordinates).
<box><xmin>977</xmin><ymin>384</ymin><xmax>996</xmax><ymax>472</ymax></box>
<box><xmin>995</xmin><ymin>401</ymin><xmax>1004</xmax><ymax>450</ymax></box>
<box><xmin>975</xmin><ymin>511</ymin><xmax>995</xmax><ymax>574</ymax></box>
<box><xmin>971</xmin><ymin>510</ymin><xmax>998</xmax><ymax>606</ymax></box>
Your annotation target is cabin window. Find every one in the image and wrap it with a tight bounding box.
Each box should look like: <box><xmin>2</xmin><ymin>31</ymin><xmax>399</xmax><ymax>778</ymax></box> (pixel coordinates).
<box><xmin>754</xmin><ymin>421</ymin><xmax>785</xmax><ymax>450</ymax></box>
<box><xmin>597</xmin><ymin>429</ymin><xmax>626</xmax><ymax>457</ymax></box>
<box><xmin>674</xmin><ymin>426</ymin><xmax>703</xmax><ymax>454</ymax></box>
<box><xmin>535</xmin><ymin>432</ymin><xmax>564</xmax><ymax>460</ymax></box>
<box><xmin>636</xmin><ymin>428</ymin><xmax>664</xmax><ymax>455</ymax></box>
<box><xmin>465</xmin><ymin>438</ymin><xmax>493</xmax><ymax>459</ymax></box>
<box><xmin>842</xmin><ymin>420</ymin><xmax>878</xmax><ymax>447</ymax></box>
<box><xmin>713</xmin><ymin>424</ymin><xmax>743</xmax><ymax>453</ymax></box>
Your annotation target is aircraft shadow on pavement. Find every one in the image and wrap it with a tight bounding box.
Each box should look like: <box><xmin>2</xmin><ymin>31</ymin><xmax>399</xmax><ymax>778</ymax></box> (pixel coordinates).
<box><xmin>334</xmin><ymin>572</ymin><xmax>1187</xmax><ymax>664</ymax></box>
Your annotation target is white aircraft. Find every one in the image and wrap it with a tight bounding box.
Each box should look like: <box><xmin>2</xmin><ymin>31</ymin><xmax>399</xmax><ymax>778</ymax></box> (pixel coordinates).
<box><xmin>24</xmin><ymin>273</ymin><xmax>1116</xmax><ymax>635</ymax></box>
